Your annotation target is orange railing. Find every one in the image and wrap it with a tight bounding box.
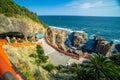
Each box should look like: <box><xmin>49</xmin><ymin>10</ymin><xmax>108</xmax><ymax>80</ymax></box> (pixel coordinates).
<box><xmin>45</xmin><ymin>35</ymin><xmax>89</xmax><ymax>59</ymax></box>
<box><xmin>0</xmin><ymin>39</ymin><xmax>7</xmax><ymax>46</ymax></box>
<box><xmin>9</xmin><ymin>43</ymin><xmax>36</xmax><ymax>47</ymax></box>
<box><xmin>0</xmin><ymin>39</ymin><xmax>42</xmax><ymax>47</ymax></box>
<box><xmin>0</xmin><ymin>45</ymin><xmax>23</xmax><ymax>80</ymax></box>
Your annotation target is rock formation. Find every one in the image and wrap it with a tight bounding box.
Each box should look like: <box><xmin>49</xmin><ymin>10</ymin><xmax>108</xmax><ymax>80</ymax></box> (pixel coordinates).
<box><xmin>115</xmin><ymin>44</ymin><xmax>120</xmax><ymax>52</ymax></box>
<box><xmin>95</xmin><ymin>37</ymin><xmax>115</xmax><ymax>56</ymax></box>
<box><xmin>0</xmin><ymin>15</ymin><xmax>46</xmax><ymax>36</ymax></box>
<box><xmin>46</xmin><ymin>28</ymin><xmax>54</xmax><ymax>43</ymax></box>
<box><xmin>46</xmin><ymin>27</ymin><xmax>87</xmax><ymax>52</ymax></box>
<box><xmin>46</xmin><ymin>27</ymin><xmax>70</xmax><ymax>51</ymax></box>
<box><xmin>72</xmin><ymin>32</ymin><xmax>87</xmax><ymax>48</ymax></box>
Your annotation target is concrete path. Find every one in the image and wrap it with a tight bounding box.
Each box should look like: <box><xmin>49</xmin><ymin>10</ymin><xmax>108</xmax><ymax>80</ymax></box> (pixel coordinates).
<box><xmin>39</xmin><ymin>39</ymin><xmax>56</xmax><ymax>55</ymax></box>
<box><xmin>41</xmin><ymin>39</ymin><xmax>87</xmax><ymax>66</ymax></box>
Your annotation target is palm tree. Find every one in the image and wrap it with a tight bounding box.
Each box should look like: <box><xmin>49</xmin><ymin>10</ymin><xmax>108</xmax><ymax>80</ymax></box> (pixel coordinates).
<box><xmin>84</xmin><ymin>54</ymin><xmax>120</xmax><ymax>80</ymax></box>
<box><xmin>110</xmin><ymin>53</ymin><xmax>120</xmax><ymax>65</ymax></box>
<box><xmin>76</xmin><ymin>67</ymin><xmax>94</xmax><ymax>80</ymax></box>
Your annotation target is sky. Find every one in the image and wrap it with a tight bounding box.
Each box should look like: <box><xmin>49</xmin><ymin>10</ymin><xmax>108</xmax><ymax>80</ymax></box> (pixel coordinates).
<box><xmin>14</xmin><ymin>0</ymin><xmax>120</xmax><ymax>17</ymax></box>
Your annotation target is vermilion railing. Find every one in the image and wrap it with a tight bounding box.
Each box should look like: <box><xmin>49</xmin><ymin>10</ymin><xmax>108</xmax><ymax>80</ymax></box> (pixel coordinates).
<box><xmin>0</xmin><ymin>39</ymin><xmax>42</xmax><ymax>47</ymax></box>
<box><xmin>45</xmin><ymin>35</ymin><xmax>89</xmax><ymax>59</ymax></box>
<box><xmin>0</xmin><ymin>39</ymin><xmax>7</xmax><ymax>46</ymax></box>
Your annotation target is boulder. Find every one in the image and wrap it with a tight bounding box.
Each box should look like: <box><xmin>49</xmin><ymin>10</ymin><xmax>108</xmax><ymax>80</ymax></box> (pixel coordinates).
<box><xmin>95</xmin><ymin>37</ymin><xmax>115</xmax><ymax>56</ymax></box>
<box><xmin>72</xmin><ymin>32</ymin><xmax>87</xmax><ymax>48</ymax></box>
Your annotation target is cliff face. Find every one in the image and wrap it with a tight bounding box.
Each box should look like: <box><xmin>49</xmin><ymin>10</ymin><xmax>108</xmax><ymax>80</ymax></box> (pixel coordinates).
<box><xmin>0</xmin><ymin>15</ymin><xmax>46</xmax><ymax>35</ymax></box>
<box><xmin>46</xmin><ymin>27</ymin><xmax>87</xmax><ymax>51</ymax></box>
<box><xmin>46</xmin><ymin>28</ymin><xmax>115</xmax><ymax>56</ymax></box>
<box><xmin>46</xmin><ymin>27</ymin><xmax>70</xmax><ymax>51</ymax></box>
<box><xmin>72</xmin><ymin>32</ymin><xmax>87</xmax><ymax>47</ymax></box>
<box><xmin>95</xmin><ymin>37</ymin><xmax>115</xmax><ymax>56</ymax></box>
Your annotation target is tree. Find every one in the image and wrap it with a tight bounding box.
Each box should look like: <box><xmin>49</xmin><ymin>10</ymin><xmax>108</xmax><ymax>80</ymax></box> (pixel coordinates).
<box><xmin>84</xmin><ymin>54</ymin><xmax>120</xmax><ymax>80</ymax></box>
<box><xmin>43</xmin><ymin>64</ymin><xmax>55</xmax><ymax>72</ymax></box>
<box><xmin>110</xmin><ymin>53</ymin><xmax>120</xmax><ymax>65</ymax></box>
<box><xmin>34</xmin><ymin>45</ymin><xmax>48</xmax><ymax>65</ymax></box>
<box><xmin>0</xmin><ymin>0</ymin><xmax>48</xmax><ymax>28</ymax></box>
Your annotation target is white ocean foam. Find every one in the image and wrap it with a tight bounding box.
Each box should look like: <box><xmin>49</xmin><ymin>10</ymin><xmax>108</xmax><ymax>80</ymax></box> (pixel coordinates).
<box><xmin>81</xmin><ymin>28</ymin><xmax>87</xmax><ymax>31</ymax></box>
<box><xmin>89</xmin><ymin>34</ymin><xmax>96</xmax><ymax>39</ymax></box>
<box><xmin>113</xmin><ymin>39</ymin><xmax>120</xmax><ymax>44</ymax></box>
<box><xmin>49</xmin><ymin>26</ymin><xmax>87</xmax><ymax>35</ymax></box>
<box><xmin>49</xmin><ymin>26</ymin><xmax>72</xmax><ymax>32</ymax></box>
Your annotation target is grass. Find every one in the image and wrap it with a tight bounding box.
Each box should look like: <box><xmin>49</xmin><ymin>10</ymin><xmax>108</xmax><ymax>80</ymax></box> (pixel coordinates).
<box><xmin>3</xmin><ymin>45</ymin><xmax>58</xmax><ymax>80</ymax></box>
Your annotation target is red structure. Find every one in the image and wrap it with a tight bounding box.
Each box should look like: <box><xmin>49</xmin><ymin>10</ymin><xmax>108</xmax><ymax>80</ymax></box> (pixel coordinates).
<box><xmin>45</xmin><ymin>36</ymin><xmax>89</xmax><ymax>60</ymax></box>
<box><xmin>0</xmin><ymin>45</ymin><xmax>26</xmax><ymax>80</ymax></box>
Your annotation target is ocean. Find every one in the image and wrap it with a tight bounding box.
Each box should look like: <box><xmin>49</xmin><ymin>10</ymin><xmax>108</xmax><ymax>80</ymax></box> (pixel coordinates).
<box><xmin>39</xmin><ymin>16</ymin><xmax>120</xmax><ymax>44</ymax></box>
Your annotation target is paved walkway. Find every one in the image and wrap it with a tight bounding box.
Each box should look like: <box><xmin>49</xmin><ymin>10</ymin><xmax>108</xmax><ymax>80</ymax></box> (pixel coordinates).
<box><xmin>41</xmin><ymin>39</ymin><xmax>87</xmax><ymax>66</ymax></box>
<box><xmin>40</xmin><ymin>39</ymin><xmax>56</xmax><ymax>55</ymax></box>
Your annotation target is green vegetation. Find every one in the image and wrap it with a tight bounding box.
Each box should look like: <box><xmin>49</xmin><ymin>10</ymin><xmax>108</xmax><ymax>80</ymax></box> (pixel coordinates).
<box><xmin>18</xmin><ymin>63</ymin><xmax>33</xmax><ymax>80</ymax></box>
<box><xmin>29</xmin><ymin>53</ymin><xmax>37</xmax><ymax>58</ymax></box>
<box><xmin>17</xmin><ymin>39</ymin><xmax>23</xmax><ymax>43</ymax></box>
<box><xmin>22</xmin><ymin>72</ymin><xmax>32</xmax><ymax>80</ymax></box>
<box><xmin>0</xmin><ymin>0</ymin><xmax>48</xmax><ymax>28</ymax></box>
<box><xmin>43</xmin><ymin>64</ymin><xmax>55</xmax><ymax>72</ymax></box>
<box><xmin>36</xmin><ymin>45</ymin><xmax>48</xmax><ymax>64</ymax></box>
<box><xmin>83</xmin><ymin>54</ymin><xmax>120</xmax><ymax>80</ymax></box>
<box><xmin>30</xmin><ymin>45</ymin><xmax>48</xmax><ymax>65</ymax></box>
<box><xmin>10</xmin><ymin>38</ymin><xmax>16</xmax><ymax>43</ymax></box>
<box><xmin>110</xmin><ymin>53</ymin><xmax>120</xmax><ymax>65</ymax></box>
<box><xmin>34</xmin><ymin>70</ymin><xmax>43</xmax><ymax>80</ymax></box>
<box><xmin>54</xmin><ymin>54</ymin><xmax>120</xmax><ymax>80</ymax></box>
<box><xmin>28</xmin><ymin>39</ymin><xmax>33</xmax><ymax>42</ymax></box>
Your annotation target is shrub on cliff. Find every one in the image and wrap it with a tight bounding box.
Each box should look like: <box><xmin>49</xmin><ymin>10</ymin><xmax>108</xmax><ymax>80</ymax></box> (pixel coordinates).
<box><xmin>0</xmin><ymin>0</ymin><xmax>48</xmax><ymax>28</ymax></box>
<box><xmin>43</xmin><ymin>64</ymin><xmax>55</xmax><ymax>72</ymax></box>
<box><xmin>110</xmin><ymin>53</ymin><xmax>120</xmax><ymax>65</ymax></box>
<box><xmin>30</xmin><ymin>45</ymin><xmax>48</xmax><ymax>65</ymax></box>
<box><xmin>22</xmin><ymin>72</ymin><xmax>32</xmax><ymax>80</ymax></box>
<box><xmin>36</xmin><ymin>45</ymin><xmax>44</xmax><ymax>54</ymax></box>
<box><xmin>10</xmin><ymin>38</ymin><xmax>16</xmax><ymax>43</ymax></box>
<box><xmin>36</xmin><ymin>45</ymin><xmax>48</xmax><ymax>63</ymax></box>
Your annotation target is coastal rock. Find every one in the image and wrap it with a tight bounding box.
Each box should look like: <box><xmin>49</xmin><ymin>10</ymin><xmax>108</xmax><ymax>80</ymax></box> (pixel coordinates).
<box><xmin>55</xmin><ymin>34</ymin><xmax>66</xmax><ymax>51</ymax></box>
<box><xmin>72</xmin><ymin>32</ymin><xmax>87</xmax><ymax>48</ymax></box>
<box><xmin>95</xmin><ymin>37</ymin><xmax>115</xmax><ymax>56</ymax></box>
<box><xmin>115</xmin><ymin>44</ymin><xmax>120</xmax><ymax>52</ymax></box>
<box><xmin>46</xmin><ymin>27</ymin><xmax>70</xmax><ymax>51</ymax></box>
<box><xmin>46</xmin><ymin>27</ymin><xmax>88</xmax><ymax>52</ymax></box>
<box><xmin>46</xmin><ymin>28</ymin><xmax>54</xmax><ymax>43</ymax></box>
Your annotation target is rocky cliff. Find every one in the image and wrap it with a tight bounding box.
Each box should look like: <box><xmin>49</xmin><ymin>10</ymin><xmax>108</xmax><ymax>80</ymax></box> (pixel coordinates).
<box><xmin>95</xmin><ymin>37</ymin><xmax>115</xmax><ymax>56</ymax></box>
<box><xmin>46</xmin><ymin>27</ymin><xmax>70</xmax><ymax>51</ymax></box>
<box><xmin>0</xmin><ymin>15</ymin><xmax>46</xmax><ymax>36</ymax></box>
<box><xmin>46</xmin><ymin>28</ymin><xmax>115</xmax><ymax>56</ymax></box>
<box><xmin>46</xmin><ymin>27</ymin><xmax>87</xmax><ymax>52</ymax></box>
<box><xmin>82</xmin><ymin>36</ymin><xmax>115</xmax><ymax>56</ymax></box>
<box><xmin>72</xmin><ymin>32</ymin><xmax>87</xmax><ymax>47</ymax></box>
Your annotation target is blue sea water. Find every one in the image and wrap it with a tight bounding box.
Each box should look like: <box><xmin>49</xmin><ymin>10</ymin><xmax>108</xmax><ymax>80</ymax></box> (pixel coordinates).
<box><xmin>39</xmin><ymin>16</ymin><xmax>120</xmax><ymax>44</ymax></box>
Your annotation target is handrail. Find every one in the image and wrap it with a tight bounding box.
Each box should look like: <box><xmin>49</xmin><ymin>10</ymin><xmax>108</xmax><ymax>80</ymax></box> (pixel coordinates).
<box><xmin>45</xmin><ymin>34</ymin><xmax>88</xmax><ymax>60</ymax></box>
<box><xmin>0</xmin><ymin>44</ymin><xmax>26</xmax><ymax>80</ymax></box>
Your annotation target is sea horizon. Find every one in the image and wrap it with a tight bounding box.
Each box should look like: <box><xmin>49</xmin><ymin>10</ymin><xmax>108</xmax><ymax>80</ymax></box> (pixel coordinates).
<box><xmin>39</xmin><ymin>15</ymin><xmax>120</xmax><ymax>18</ymax></box>
<box><xmin>39</xmin><ymin>16</ymin><xmax>120</xmax><ymax>44</ymax></box>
